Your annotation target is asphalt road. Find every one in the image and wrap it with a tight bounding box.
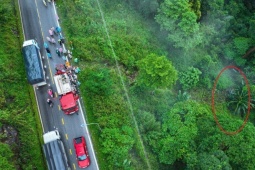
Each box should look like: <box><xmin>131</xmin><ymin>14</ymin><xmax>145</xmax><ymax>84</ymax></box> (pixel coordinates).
<box><xmin>18</xmin><ymin>0</ymin><xmax>99</xmax><ymax>170</ymax></box>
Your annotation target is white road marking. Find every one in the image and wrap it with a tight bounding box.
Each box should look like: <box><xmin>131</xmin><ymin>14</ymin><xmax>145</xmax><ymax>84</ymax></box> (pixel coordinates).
<box><xmin>18</xmin><ymin>0</ymin><xmax>45</xmax><ymax>133</ymax></box>
<box><xmin>78</xmin><ymin>100</ymin><xmax>99</xmax><ymax>170</ymax></box>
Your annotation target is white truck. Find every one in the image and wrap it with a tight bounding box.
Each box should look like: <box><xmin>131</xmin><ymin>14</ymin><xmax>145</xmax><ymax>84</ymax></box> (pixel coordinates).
<box><xmin>42</xmin><ymin>130</ymin><xmax>70</xmax><ymax>170</ymax></box>
<box><xmin>22</xmin><ymin>39</ymin><xmax>47</xmax><ymax>86</ymax></box>
<box><xmin>54</xmin><ymin>73</ymin><xmax>73</xmax><ymax>95</ymax></box>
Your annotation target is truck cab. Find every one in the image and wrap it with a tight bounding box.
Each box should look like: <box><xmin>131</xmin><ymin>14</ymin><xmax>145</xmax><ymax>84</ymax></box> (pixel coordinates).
<box><xmin>60</xmin><ymin>93</ymin><xmax>79</xmax><ymax>114</ymax></box>
<box><xmin>43</xmin><ymin>130</ymin><xmax>60</xmax><ymax>143</ymax></box>
<box><xmin>54</xmin><ymin>73</ymin><xmax>79</xmax><ymax>114</ymax></box>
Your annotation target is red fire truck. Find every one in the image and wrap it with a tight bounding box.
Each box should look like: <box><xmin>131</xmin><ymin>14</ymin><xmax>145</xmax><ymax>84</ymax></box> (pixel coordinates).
<box><xmin>54</xmin><ymin>67</ymin><xmax>79</xmax><ymax>114</ymax></box>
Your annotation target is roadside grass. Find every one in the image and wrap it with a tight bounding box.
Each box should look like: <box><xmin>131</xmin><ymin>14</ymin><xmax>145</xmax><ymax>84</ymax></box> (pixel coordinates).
<box><xmin>79</xmin><ymin>89</ymin><xmax>105</xmax><ymax>169</ymax></box>
<box><xmin>15</xmin><ymin>0</ymin><xmax>46</xmax><ymax>168</ymax></box>
<box><xmin>57</xmin><ymin>0</ymin><xmax>166</xmax><ymax>169</ymax></box>
<box><xmin>0</xmin><ymin>0</ymin><xmax>46</xmax><ymax>169</ymax></box>
<box><xmin>15</xmin><ymin>0</ymin><xmax>44</xmax><ymax>145</ymax></box>
<box><xmin>28</xmin><ymin>86</ymin><xmax>46</xmax><ymax>166</ymax></box>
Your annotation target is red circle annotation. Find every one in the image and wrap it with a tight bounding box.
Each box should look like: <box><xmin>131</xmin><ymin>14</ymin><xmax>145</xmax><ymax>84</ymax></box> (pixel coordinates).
<box><xmin>211</xmin><ymin>65</ymin><xmax>251</xmax><ymax>135</ymax></box>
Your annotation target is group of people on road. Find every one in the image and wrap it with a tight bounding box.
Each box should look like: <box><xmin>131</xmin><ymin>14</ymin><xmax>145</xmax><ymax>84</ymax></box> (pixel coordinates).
<box><xmin>45</xmin><ymin>26</ymin><xmax>64</xmax><ymax>58</ymax></box>
<box><xmin>55</xmin><ymin>63</ymin><xmax>81</xmax><ymax>92</ymax></box>
<box><xmin>44</xmin><ymin>25</ymin><xmax>73</xmax><ymax>62</ymax></box>
<box><xmin>42</xmin><ymin>6</ymin><xmax>79</xmax><ymax>107</ymax></box>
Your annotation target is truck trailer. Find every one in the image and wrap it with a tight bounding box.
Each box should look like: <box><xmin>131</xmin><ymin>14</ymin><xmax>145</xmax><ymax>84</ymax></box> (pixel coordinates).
<box><xmin>22</xmin><ymin>39</ymin><xmax>46</xmax><ymax>86</ymax></box>
<box><xmin>42</xmin><ymin>130</ymin><xmax>70</xmax><ymax>170</ymax></box>
<box><xmin>54</xmin><ymin>72</ymin><xmax>79</xmax><ymax>114</ymax></box>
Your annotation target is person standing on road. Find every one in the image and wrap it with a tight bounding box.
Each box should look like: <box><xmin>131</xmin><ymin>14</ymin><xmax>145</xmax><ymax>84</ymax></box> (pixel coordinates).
<box><xmin>58</xmin><ymin>39</ymin><xmax>62</xmax><ymax>46</ymax></box>
<box><xmin>55</xmin><ymin>26</ymin><xmax>61</xmax><ymax>34</ymax></box>
<box><xmin>49</xmin><ymin>29</ymin><xmax>54</xmax><ymax>37</ymax></box>
<box><xmin>59</xmin><ymin>47</ymin><xmax>63</xmax><ymax>54</ymax></box>
<box><xmin>46</xmin><ymin>37</ymin><xmax>51</xmax><ymax>43</ymax></box>
<box><xmin>46</xmin><ymin>48</ymin><xmax>50</xmax><ymax>53</ymax></box>
<box><xmin>56</xmin><ymin>48</ymin><xmax>60</xmax><ymax>57</ymax></box>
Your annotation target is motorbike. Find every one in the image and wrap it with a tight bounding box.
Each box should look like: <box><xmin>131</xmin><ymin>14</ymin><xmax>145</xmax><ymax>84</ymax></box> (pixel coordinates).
<box><xmin>48</xmin><ymin>89</ymin><xmax>54</xmax><ymax>98</ymax></box>
<box><xmin>47</xmin><ymin>99</ymin><xmax>53</xmax><ymax>107</ymax></box>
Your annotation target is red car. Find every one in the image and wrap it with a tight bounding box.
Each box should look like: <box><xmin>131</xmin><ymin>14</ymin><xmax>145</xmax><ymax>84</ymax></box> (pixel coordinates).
<box><xmin>73</xmin><ymin>136</ymin><xmax>90</xmax><ymax>168</ymax></box>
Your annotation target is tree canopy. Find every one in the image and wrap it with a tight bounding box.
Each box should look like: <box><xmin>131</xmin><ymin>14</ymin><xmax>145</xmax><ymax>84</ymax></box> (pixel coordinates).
<box><xmin>57</xmin><ymin>0</ymin><xmax>255</xmax><ymax>169</ymax></box>
<box><xmin>136</xmin><ymin>53</ymin><xmax>177</xmax><ymax>89</ymax></box>
<box><xmin>149</xmin><ymin>101</ymin><xmax>255</xmax><ymax>169</ymax></box>
<box><xmin>155</xmin><ymin>0</ymin><xmax>202</xmax><ymax>50</ymax></box>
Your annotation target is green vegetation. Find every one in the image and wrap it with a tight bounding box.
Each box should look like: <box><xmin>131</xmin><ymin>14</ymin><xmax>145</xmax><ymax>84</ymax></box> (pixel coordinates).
<box><xmin>56</xmin><ymin>0</ymin><xmax>255</xmax><ymax>169</ymax></box>
<box><xmin>227</xmin><ymin>83</ymin><xmax>255</xmax><ymax>117</ymax></box>
<box><xmin>0</xmin><ymin>0</ymin><xmax>45</xmax><ymax>169</ymax></box>
<box><xmin>155</xmin><ymin>0</ymin><xmax>202</xmax><ymax>50</ymax></box>
<box><xmin>179</xmin><ymin>67</ymin><xmax>201</xmax><ymax>90</ymax></box>
<box><xmin>149</xmin><ymin>101</ymin><xmax>255</xmax><ymax>169</ymax></box>
<box><xmin>136</xmin><ymin>53</ymin><xmax>177</xmax><ymax>89</ymax></box>
<box><xmin>2</xmin><ymin>0</ymin><xmax>255</xmax><ymax>169</ymax></box>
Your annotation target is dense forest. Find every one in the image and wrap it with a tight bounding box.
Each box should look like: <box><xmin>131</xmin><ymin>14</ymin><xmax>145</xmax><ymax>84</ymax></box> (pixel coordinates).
<box><xmin>58</xmin><ymin>0</ymin><xmax>255</xmax><ymax>169</ymax></box>
<box><xmin>1</xmin><ymin>0</ymin><xmax>255</xmax><ymax>169</ymax></box>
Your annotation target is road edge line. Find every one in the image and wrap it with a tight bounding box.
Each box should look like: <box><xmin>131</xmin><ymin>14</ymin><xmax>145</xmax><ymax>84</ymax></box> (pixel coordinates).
<box><xmin>18</xmin><ymin>0</ymin><xmax>45</xmax><ymax>133</ymax></box>
<box><xmin>78</xmin><ymin>100</ymin><xmax>99</xmax><ymax>170</ymax></box>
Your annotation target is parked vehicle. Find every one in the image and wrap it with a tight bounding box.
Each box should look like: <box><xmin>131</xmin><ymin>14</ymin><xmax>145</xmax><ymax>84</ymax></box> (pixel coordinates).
<box><xmin>54</xmin><ymin>71</ymin><xmax>79</xmax><ymax>114</ymax></box>
<box><xmin>73</xmin><ymin>136</ymin><xmax>90</xmax><ymax>168</ymax></box>
<box><xmin>22</xmin><ymin>39</ymin><xmax>47</xmax><ymax>87</ymax></box>
<box><xmin>42</xmin><ymin>130</ymin><xmax>70</xmax><ymax>170</ymax></box>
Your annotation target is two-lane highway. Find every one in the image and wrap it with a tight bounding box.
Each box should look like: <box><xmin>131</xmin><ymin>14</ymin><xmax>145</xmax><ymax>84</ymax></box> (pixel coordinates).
<box><xmin>18</xmin><ymin>0</ymin><xmax>99</xmax><ymax>169</ymax></box>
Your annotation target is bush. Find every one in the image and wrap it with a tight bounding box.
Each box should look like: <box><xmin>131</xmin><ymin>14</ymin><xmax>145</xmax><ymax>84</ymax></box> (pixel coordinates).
<box><xmin>81</xmin><ymin>67</ymin><xmax>113</xmax><ymax>96</ymax></box>
<box><xmin>179</xmin><ymin>67</ymin><xmax>202</xmax><ymax>90</ymax></box>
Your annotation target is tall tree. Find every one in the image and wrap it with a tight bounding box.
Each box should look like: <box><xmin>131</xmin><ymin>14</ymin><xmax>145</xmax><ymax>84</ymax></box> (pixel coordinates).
<box><xmin>155</xmin><ymin>0</ymin><xmax>202</xmax><ymax>50</ymax></box>
<box><xmin>149</xmin><ymin>100</ymin><xmax>255</xmax><ymax>169</ymax></box>
<box><xmin>198</xmin><ymin>151</ymin><xmax>231</xmax><ymax>169</ymax></box>
<box><xmin>136</xmin><ymin>53</ymin><xmax>177</xmax><ymax>89</ymax></box>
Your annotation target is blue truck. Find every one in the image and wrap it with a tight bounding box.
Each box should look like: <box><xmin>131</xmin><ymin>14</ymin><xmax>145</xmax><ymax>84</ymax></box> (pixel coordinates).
<box><xmin>22</xmin><ymin>39</ymin><xmax>47</xmax><ymax>86</ymax></box>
